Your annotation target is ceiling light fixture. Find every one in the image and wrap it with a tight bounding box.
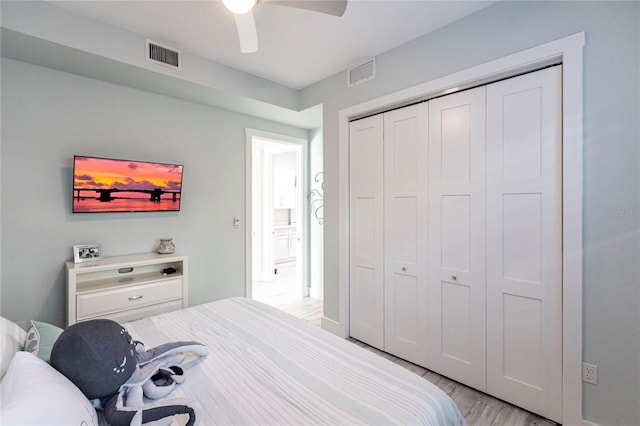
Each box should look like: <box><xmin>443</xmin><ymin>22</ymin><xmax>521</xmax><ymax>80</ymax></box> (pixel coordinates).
<box><xmin>221</xmin><ymin>0</ymin><xmax>258</xmax><ymax>15</ymax></box>
<box><xmin>223</xmin><ymin>0</ymin><xmax>347</xmax><ymax>54</ymax></box>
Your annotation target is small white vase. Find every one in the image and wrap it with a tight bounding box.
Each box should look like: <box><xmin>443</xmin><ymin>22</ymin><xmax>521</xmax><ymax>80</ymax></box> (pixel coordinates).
<box><xmin>157</xmin><ymin>238</ymin><xmax>175</xmax><ymax>254</ymax></box>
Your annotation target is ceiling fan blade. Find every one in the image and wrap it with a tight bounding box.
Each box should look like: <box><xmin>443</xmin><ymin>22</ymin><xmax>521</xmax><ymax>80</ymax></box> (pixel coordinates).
<box><xmin>266</xmin><ymin>0</ymin><xmax>347</xmax><ymax>17</ymax></box>
<box><xmin>233</xmin><ymin>11</ymin><xmax>259</xmax><ymax>53</ymax></box>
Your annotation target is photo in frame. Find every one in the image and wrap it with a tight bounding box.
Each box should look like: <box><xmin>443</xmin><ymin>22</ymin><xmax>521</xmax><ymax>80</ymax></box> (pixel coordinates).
<box><xmin>73</xmin><ymin>244</ymin><xmax>102</xmax><ymax>263</ymax></box>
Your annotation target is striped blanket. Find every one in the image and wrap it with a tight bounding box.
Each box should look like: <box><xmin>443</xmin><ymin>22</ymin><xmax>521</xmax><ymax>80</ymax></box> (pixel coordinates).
<box><xmin>124</xmin><ymin>297</ymin><xmax>466</xmax><ymax>425</ymax></box>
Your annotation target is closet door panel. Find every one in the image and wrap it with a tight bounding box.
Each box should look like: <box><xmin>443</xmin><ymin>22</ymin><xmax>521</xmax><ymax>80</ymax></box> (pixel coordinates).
<box><xmin>349</xmin><ymin>115</ymin><xmax>384</xmax><ymax>349</ymax></box>
<box><xmin>486</xmin><ymin>66</ymin><xmax>562</xmax><ymax>423</ymax></box>
<box><xmin>389</xmin><ymin>274</ymin><xmax>419</xmax><ymax>343</ymax></box>
<box><xmin>441</xmin><ymin>195</ymin><xmax>471</xmax><ymax>272</ymax></box>
<box><xmin>383</xmin><ymin>103</ymin><xmax>428</xmax><ymax>365</ymax></box>
<box><xmin>502</xmin><ymin>88</ymin><xmax>543</xmax><ymax>179</ymax></box>
<box><xmin>441</xmin><ymin>104</ymin><xmax>471</xmax><ymax>182</ymax></box>
<box><xmin>441</xmin><ymin>281</ymin><xmax>472</xmax><ymax>361</ymax></box>
<box><xmin>428</xmin><ymin>87</ymin><xmax>486</xmax><ymax>391</ymax></box>
<box><xmin>503</xmin><ymin>193</ymin><xmax>542</xmax><ymax>283</ymax></box>
<box><xmin>393</xmin><ymin>197</ymin><xmax>417</xmax><ymax>264</ymax></box>
<box><xmin>502</xmin><ymin>294</ymin><xmax>544</xmax><ymax>387</ymax></box>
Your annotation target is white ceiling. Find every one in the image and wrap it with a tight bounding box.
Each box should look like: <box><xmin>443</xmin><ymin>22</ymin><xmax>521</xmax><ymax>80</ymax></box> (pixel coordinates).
<box><xmin>49</xmin><ymin>0</ymin><xmax>496</xmax><ymax>90</ymax></box>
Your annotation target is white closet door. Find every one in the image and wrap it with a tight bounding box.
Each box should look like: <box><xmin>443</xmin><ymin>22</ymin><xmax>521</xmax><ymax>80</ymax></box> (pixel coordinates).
<box><xmin>486</xmin><ymin>66</ymin><xmax>562</xmax><ymax>422</ymax></box>
<box><xmin>427</xmin><ymin>87</ymin><xmax>487</xmax><ymax>391</ymax></box>
<box><xmin>383</xmin><ymin>103</ymin><xmax>428</xmax><ymax>365</ymax></box>
<box><xmin>349</xmin><ymin>115</ymin><xmax>384</xmax><ymax>349</ymax></box>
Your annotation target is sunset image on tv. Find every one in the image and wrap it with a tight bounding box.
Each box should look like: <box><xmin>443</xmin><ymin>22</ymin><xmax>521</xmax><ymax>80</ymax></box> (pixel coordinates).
<box><xmin>73</xmin><ymin>156</ymin><xmax>183</xmax><ymax>213</ymax></box>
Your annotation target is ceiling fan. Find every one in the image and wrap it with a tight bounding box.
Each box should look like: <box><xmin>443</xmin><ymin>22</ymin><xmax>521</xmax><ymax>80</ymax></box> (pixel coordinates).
<box><xmin>221</xmin><ymin>0</ymin><xmax>348</xmax><ymax>53</ymax></box>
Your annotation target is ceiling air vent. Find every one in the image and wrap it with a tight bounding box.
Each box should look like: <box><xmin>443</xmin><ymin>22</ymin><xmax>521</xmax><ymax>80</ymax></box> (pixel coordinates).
<box><xmin>146</xmin><ymin>39</ymin><xmax>181</xmax><ymax>69</ymax></box>
<box><xmin>348</xmin><ymin>57</ymin><xmax>376</xmax><ymax>88</ymax></box>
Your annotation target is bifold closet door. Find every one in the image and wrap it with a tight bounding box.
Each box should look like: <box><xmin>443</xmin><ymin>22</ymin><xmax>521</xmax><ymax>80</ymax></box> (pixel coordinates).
<box><xmin>427</xmin><ymin>86</ymin><xmax>487</xmax><ymax>391</ymax></box>
<box><xmin>383</xmin><ymin>103</ymin><xmax>428</xmax><ymax>365</ymax></box>
<box><xmin>349</xmin><ymin>115</ymin><xmax>384</xmax><ymax>349</ymax></box>
<box><xmin>486</xmin><ymin>66</ymin><xmax>562</xmax><ymax>422</ymax></box>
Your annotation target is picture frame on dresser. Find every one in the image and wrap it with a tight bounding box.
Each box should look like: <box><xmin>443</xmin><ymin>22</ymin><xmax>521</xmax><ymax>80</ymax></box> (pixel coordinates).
<box><xmin>73</xmin><ymin>244</ymin><xmax>101</xmax><ymax>263</ymax></box>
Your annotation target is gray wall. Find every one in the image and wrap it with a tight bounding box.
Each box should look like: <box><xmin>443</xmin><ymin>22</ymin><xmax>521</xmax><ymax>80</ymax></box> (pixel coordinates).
<box><xmin>309</xmin><ymin>127</ymin><xmax>324</xmax><ymax>300</ymax></box>
<box><xmin>300</xmin><ymin>1</ymin><xmax>640</xmax><ymax>425</ymax></box>
<box><xmin>0</xmin><ymin>58</ymin><xmax>308</xmax><ymax>327</ymax></box>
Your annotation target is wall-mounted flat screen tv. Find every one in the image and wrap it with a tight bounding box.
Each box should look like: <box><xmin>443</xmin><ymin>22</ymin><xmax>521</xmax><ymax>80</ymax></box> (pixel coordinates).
<box><xmin>73</xmin><ymin>155</ymin><xmax>183</xmax><ymax>213</ymax></box>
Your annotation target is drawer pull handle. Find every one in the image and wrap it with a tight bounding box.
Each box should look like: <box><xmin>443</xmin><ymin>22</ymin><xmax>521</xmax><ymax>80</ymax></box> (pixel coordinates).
<box><xmin>128</xmin><ymin>295</ymin><xmax>143</xmax><ymax>301</ymax></box>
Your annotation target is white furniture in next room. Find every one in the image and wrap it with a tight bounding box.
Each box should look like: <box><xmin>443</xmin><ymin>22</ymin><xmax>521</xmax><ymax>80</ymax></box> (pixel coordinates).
<box><xmin>66</xmin><ymin>253</ymin><xmax>188</xmax><ymax>326</ymax></box>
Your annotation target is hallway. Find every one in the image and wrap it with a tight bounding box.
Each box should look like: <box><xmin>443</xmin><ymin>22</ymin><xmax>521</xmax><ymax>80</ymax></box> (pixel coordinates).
<box><xmin>252</xmin><ymin>261</ymin><xmax>322</xmax><ymax>321</ymax></box>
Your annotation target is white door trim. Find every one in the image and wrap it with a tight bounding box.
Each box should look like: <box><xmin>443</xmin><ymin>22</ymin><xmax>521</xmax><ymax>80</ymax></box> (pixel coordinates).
<box><xmin>245</xmin><ymin>128</ymin><xmax>309</xmax><ymax>300</ymax></box>
<box><xmin>335</xmin><ymin>32</ymin><xmax>587</xmax><ymax>425</ymax></box>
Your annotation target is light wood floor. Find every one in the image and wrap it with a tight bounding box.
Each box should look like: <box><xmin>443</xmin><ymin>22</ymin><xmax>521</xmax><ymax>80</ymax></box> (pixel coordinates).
<box><xmin>256</xmin><ymin>284</ymin><xmax>557</xmax><ymax>426</ymax></box>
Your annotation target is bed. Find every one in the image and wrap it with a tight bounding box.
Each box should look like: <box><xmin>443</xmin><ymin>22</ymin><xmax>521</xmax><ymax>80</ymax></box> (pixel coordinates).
<box><xmin>1</xmin><ymin>297</ymin><xmax>466</xmax><ymax>425</ymax></box>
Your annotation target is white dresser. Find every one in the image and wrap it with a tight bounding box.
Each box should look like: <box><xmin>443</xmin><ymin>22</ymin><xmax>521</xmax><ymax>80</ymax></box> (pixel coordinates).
<box><xmin>66</xmin><ymin>253</ymin><xmax>188</xmax><ymax>326</ymax></box>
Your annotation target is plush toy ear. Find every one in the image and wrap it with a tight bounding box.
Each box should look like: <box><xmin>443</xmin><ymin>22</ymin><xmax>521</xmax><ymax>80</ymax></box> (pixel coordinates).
<box><xmin>51</xmin><ymin>319</ymin><xmax>137</xmax><ymax>400</ymax></box>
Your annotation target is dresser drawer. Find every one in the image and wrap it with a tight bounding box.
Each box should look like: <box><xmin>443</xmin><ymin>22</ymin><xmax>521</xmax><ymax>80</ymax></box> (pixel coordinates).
<box><xmin>82</xmin><ymin>300</ymin><xmax>184</xmax><ymax>324</ymax></box>
<box><xmin>76</xmin><ymin>278</ymin><xmax>183</xmax><ymax>321</ymax></box>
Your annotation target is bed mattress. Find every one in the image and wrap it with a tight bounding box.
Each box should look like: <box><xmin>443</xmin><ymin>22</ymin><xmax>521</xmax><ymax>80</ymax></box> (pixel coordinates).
<box><xmin>124</xmin><ymin>297</ymin><xmax>466</xmax><ymax>425</ymax></box>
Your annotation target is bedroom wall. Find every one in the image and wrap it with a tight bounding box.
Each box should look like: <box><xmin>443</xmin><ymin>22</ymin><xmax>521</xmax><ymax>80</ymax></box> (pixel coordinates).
<box><xmin>1</xmin><ymin>0</ymin><xmax>300</xmax><ymax>113</ymax></box>
<box><xmin>309</xmin><ymin>127</ymin><xmax>323</xmax><ymax>300</ymax></box>
<box><xmin>0</xmin><ymin>58</ymin><xmax>309</xmax><ymax>328</ymax></box>
<box><xmin>300</xmin><ymin>1</ymin><xmax>640</xmax><ymax>425</ymax></box>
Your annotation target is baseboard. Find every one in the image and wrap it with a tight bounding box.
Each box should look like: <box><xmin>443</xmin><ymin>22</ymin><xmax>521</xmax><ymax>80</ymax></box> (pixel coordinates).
<box><xmin>321</xmin><ymin>316</ymin><xmax>346</xmax><ymax>338</ymax></box>
<box><xmin>309</xmin><ymin>285</ymin><xmax>323</xmax><ymax>300</ymax></box>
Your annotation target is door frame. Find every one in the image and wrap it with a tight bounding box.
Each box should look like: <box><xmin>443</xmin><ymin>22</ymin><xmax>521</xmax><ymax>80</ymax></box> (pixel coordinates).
<box><xmin>245</xmin><ymin>128</ymin><xmax>309</xmax><ymax>300</ymax></box>
<box><xmin>334</xmin><ymin>33</ymin><xmax>586</xmax><ymax>425</ymax></box>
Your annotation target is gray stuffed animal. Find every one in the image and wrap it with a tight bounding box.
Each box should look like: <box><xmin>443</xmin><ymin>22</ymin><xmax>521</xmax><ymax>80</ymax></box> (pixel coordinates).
<box><xmin>50</xmin><ymin>319</ymin><xmax>208</xmax><ymax>426</ymax></box>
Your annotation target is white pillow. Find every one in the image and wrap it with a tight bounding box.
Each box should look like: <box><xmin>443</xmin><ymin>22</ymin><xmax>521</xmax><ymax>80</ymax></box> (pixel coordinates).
<box><xmin>0</xmin><ymin>316</ymin><xmax>26</xmax><ymax>379</ymax></box>
<box><xmin>0</xmin><ymin>351</ymin><xmax>98</xmax><ymax>426</ymax></box>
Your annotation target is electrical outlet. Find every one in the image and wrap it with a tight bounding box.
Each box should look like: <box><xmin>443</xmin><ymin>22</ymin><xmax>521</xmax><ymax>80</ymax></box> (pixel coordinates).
<box><xmin>582</xmin><ymin>362</ymin><xmax>598</xmax><ymax>385</ymax></box>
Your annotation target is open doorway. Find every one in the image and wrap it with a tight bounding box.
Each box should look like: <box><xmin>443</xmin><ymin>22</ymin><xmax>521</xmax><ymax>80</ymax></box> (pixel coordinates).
<box><xmin>248</xmin><ymin>131</ymin><xmax>307</xmax><ymax>308</ymax></box>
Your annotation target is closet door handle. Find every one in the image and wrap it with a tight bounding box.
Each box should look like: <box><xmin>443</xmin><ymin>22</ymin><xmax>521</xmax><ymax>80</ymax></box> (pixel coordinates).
<box><xmin>128</xmin><ymin>295</ymin><xmax>143</xmax><ymax>301</ymax></box>
<box><xmin>401</xmin><ymin>267</ymin><xmax>407</xmax><ymax>272</ymax></box>
<box><xmin>451</xmin><ymin>275</ymin><xmax>457</xmax><ymax>281</ymax></box>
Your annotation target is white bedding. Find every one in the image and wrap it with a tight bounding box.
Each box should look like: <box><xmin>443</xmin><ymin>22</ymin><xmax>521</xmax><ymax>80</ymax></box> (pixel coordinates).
<box><xmin>124</xmin><ymin>297</ymin><xmax>466</xmax><ymax>425</ymax></box>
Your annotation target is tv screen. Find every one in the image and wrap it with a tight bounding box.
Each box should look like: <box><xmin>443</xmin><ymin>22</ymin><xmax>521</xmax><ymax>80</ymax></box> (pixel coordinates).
<box><xmin>73</xmin><ymin>155</ymin><xmax>183</xmax><ymax>213</ymax></box>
